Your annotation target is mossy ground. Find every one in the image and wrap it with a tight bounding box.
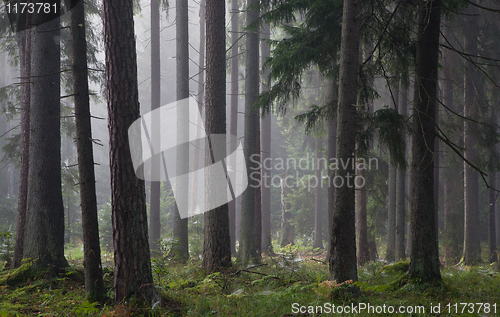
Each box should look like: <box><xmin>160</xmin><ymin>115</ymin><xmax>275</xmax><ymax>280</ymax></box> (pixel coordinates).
<box><xmin>0</xmin><ymin>246</ymin><xmax>499</xmax><ymax>316</ymax></box>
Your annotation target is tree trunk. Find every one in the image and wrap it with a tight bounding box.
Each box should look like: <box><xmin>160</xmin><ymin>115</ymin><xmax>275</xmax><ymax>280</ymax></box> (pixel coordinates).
<box><xmin>356</xmin><ymin>160</ymin><xmax>369</xmax><ymax>264</ymax></box>
<box><xmin>488</xmin><ymin>96</ymin><xmax>497</xmax><ymax>263</ymax></box>
<box><xmin>280</xmin><ymin>171</ymin><xmax>294</xmax><ymax>246</ymax></box>
<box><xmin>69</xmin><ymin>0</ymin><xmax>105</xmax><ymax>301</ymax></box>
<box><xmin>12</xmin><ymin>14</ymin><xmax>31</xmax><ymax>269</ymax></box>
<box><xmin>260</xmin><ymin>22</ymin><xmax>272</xmax><ymax>254</ymax></box>
<box><xmin>328</xmin><ymin>0</ymin><xmax>361</xmax><ymax>283</ymax></box>
<box><xmin>488</xmin><ymin>172</ymin><xmax>497</xmax><ymax>263</ymax></box>
<box><xmin>254</xmin><ymin>124</ymin><xmax>262</xmax><ymax>256</ymax></box>
<box><xmin>202</xmin><ymin>0</ymin><xmax>232</xmax><ymax>272</ymax></box>
<box><xmin>239</xmin><ymin>0</ymin><xmax>260</xmax><ymax>264</ymax></box>
<box><xmin>441</xmin><ymin>24</ymin><xmax>462</xmax><ymax>264</ymax></box>
<box><xmin>408</xmin><ymin>0</ymin><xmax>442</xmax><ymax>283</ymax></box>
<box><xmin>313</xmin><ymin>137</ymin><xmax>324</xmax><ymax>249</ymax></box>
<box><xmin>434</xmin><ymin>95</ymin><xmax>440</xmax><ymax>253</ymax></box>
<box><xmin>149</xmin><ymin>0</ymin><xmax>162</xmax><ymax>253</ymax></box>
<box><xmin>386</xmin><ymin>81</ymin><xmax>399</xmax><ymax>262</ymax></box>
<box><xmin>23</xmin><ymin>0</ymin><xmax>68</xmax><ymax>270</ymax></box>
<box><xmin>103</xmin><ymin>0</ymin><xmax>156</xmax><ymax>304</ymax></box>
<box><xmin>171</xmin><ymin>0</ymin><xmax>190</xmax><ymax>262</ymax></box>
<box><xmin>386</xmin><ymin>162</ymin><xmax>396</xmax><ymax>262</ymax></box>
<box><xmin>396</xmin><ymin>85</ymin><xmax>408</xmax><ymax>261</ymax></box>
<box><xmin>324</xmin><ymin>95</ymin><xmax>336</xmax><ymax>262</ymax></box>
<box><xmin>228</xmin><ymin>0</ymin><xmax>239</xmax><ymax>256</ymax></box>
<box><xmin>461</xmin><ymin>5</ymin><xmax>481</xmax><ymax>265</ymax></box>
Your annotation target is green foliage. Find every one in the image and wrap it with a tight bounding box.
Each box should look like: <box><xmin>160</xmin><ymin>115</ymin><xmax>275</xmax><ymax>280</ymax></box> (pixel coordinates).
<box><xmin>372</xmin><ymin>107</ymin><xmax>408</xmax><ymax>169</ymax></box>
<box><xmin>0</xmin><ymin>231</ymin><xmax>13</xmax><ymax>268</ymax></box>
<box><xmin>254</xmin><ymin>0</ymin><xmax>342</xmax><ymax>115</ymax></box>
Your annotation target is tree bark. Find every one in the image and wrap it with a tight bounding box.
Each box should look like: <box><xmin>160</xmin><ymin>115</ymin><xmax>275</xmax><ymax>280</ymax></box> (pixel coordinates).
<box><xmin>23</xmin><ymin>0</ymin><xmax>68</xmax><ymax>270</ymax></box>
<box><xmin>254</xmin><ymin>124</ymin><xmax>262</xmax><ymax>256</ymax></box>
<box><xmin>386</xmin><ymin>81</ymin><xmax>399</xmax><ymax>262</ymax></box>
<box><xmin>69</xmin><ymin>0</ymin><xmax>105</xmax><ymax>301</ymax></box>
<box><xmin>386</xmin><ymin>162</ymin><xmax>396</xmax><ymax>262</ymax></box>
<box><xmin>324</xmin><ymin>95</ymin><xmax>336</xmax><ymax>262</ymax></box>
<box><xmin>396</xmin><ymin>85</ymin><xmax>407</xmax><ymax>261</ymax></box>
<box><xmin>149</xmin><ymin>0</ymin><xmax>162</xmax><ymax>254</ymax></box>
<box><xmin>488</xmin><ymin>96</ymin><xmax>497</xmax><ymax>263</ymax></box>
<box><xmin>172</xmin><ymin>0</ymin><xmax>190</xmax><ymax>262</ymax></box>
<box><xmin>328</xmin><ymin>0</ymin><xmax>361</xmax><ymax>283</ymax></box>
<box><xmin>260</xmin><ymin>23</ymin><xmax>272</xmax><ymax>254</ymax></box>
<box><xmin>202</xmin><ymin>0</ymin><xmax>232</xmax><ymax>272</ymax></box>
<box><xmin>461</xmin><ymin>4</ymin><xmax>481</xmax><ymax>265</ymax></box>
<box><xmin>12</xmin><ymin>12</ymin><xmax>31</xmax><ymax>269</ymax></box>
<box><xmin>313</xmin><ymin>137</ymin><xmax>324</xmax><ymax>249</ymax></box>
<box><xmin>228</xmin><ymin>0</ymin><xmax>239</xmax><ymax>256</ymax></box>
<box><xmin>408</xmin><ymin>0</ymin><xmax>442</xmax><ymax>283</ymax></box>
<box><xmin>239</xmin><ymin>0</ymin><xmax>260</xmax><ymax>264</ymax></box>
<box><xmin>103</xmin><ymin>0</ymin><xmax>156</xmax><ymax>304</ymax></box>
<box><xmin>356</xmin><ymin>159</ymin><xmax>369</xmax><ymax>264</ymax></box>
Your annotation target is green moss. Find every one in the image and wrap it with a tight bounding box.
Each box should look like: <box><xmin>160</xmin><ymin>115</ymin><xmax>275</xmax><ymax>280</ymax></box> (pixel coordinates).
<box><xmin>0</xmin><ymin>262</ymin><xmax>38</xmax><ymax>287</ymax></box>
<box><xmin>380</xmin><ymin>260</ymin><xmax>410</xmax><ymax>275</ymax></box>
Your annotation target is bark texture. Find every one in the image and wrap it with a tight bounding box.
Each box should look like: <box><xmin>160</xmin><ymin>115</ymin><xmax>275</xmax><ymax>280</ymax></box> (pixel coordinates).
<box><xmin>23</xmin><ymin>0</ymin><xmax>68</xmax><ymax>270</ymax></box>
<box><xmin>260</xmin><ymin>22</ymin><xmax>272</xmax><ymax>254</ymax></box>
<box><xmin>12</xmin><ymin>13</ymin><xmax>31</xmax><ymax>269</ymax></box>
<box><xmin>328</xmin><ymin>0</ymin><xmax>361</xmax><ymax>283</ymax></box>
<box><xmin>103</xmin><ymin>0</ymin><xmax>156</xmax><ymax>304</ymax></box>
<box><xmin>408</xmin><ymin>0</ymin><xmax>442</xmax><ymax>283</ymax></box>
<box><xmin>313</xmin><ymin>137</ymin><xmax>324</xmax><ymax>249</ymax></box>
<box><xmin>239</xmin><ymin>0</ymin><xmax>260</xmax><ymax>264</ymax></box>
<box><xmin>70</xmin><ymin>0</ymin><xmax>104</xmax><ymax>301</ymax></box>
<box><xmin>228</xmin><ymin>0</ymin><xmax>239</xmax><ymax>256</ymax></box>
<box><xmin>172</xmin><ymin>0</ymin><xmax>190</xmax><ymax>261</ymax></box>
<box><xmin>149</xmin><ymin>0</ymin><xmax>161</xmax><ymax>253</ymax></box>
<box><xmin>461</xmin><ymin>5</ymin><xmax>481</xmax><ymax>265</ymax></box>
<box><xmin>396</xmin><ymin>86</ymin><xmax>408</xmax><ymax>261</ymax></box>
<box><xmin>202</xmin><ymin>0</ymin><xmax>232</xmax><ymax>272</ymax></box>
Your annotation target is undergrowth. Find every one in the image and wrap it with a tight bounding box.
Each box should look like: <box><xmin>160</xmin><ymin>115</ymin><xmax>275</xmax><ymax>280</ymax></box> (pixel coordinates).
<box><xmin>0</xmin><ymin>246</ymin><xmax>498</xmax><ymax>316</ymax></box>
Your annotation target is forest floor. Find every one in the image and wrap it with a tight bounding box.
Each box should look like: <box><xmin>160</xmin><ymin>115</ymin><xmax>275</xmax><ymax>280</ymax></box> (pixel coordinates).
<box><xmin>0</xmin><ymin>244</ymin><xmax>499</xmax><ymax>316</ymax></box>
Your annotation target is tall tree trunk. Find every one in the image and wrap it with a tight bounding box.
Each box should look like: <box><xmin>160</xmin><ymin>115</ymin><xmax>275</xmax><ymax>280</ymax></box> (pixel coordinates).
<box><xmin>396</xmin><ymin>85</ymin><xmax>408</xmax><ymax>261</ymax></box>
<box><xmin>386</xmin><ymin>82</ymin><xmax>399</xmax><ymax>262</ymax></box>
<box><xmin>254</xmin><ymin>125</ymin><xmax>262</xmax><ymax>255</ymax></box>
<box><xmin>149</xmin><ymin>0</ymin><xmax>162</xmax><ymax>253</ymax></box>
<box><xmin>239</xmin><ymin>0</ymin><xmax>260</xmax><ymax>264</ymax></box>
<box><xmin>461</xmin><ymin>5</ymin><xmax>481</xmax><ymax>265</ymax></box>
<box><xmin>408</xmin><ymin>0</ymin><xmax>442</xmax><ymax>283</ymax></box>
<box><xmin>488</xmin><ymin>98</ymin><xmax>497</xmax><ymax>263</ymax></box>
<box><xmin>103</xmin><ymin>0</ymin><xmax>156</xmax><ymax>304</ymax></box>
<box><xmin>69</xmin><ymin>0</ymin><xmax>105</xmax><ymax>301</ymax></box>
<box><xmin>228</xmin><ymin>0</ymin><xmax>239</xmax><ymax>256</ymax></box>
<box><xmin>202</xmin><ymin>0</ymin><xmax>232</xmax><ymax>272</ymax></box>
<box><xmin>441</xmin><ymin>23</ymin><xmax>463</xmax><ymax>264</ymax></box>
<box><xmin>328</xmin><ymin>0</ymin><xmax>361</xmax><ymax>283</ymax></box>
<box><xmin>23</xmin><ymin>0</ymin><xmax>68</xmax><ymax>270</ymax></box>
<box><xmin>12</xmin><ymin>13</ymin><xmax>31</xmax><ymax>269</ymax></box>
<box><xmin>313</xmin><ymin>137</ymin><xmax>324</xmax><ymax>249</ymax></box>
<box><xmin>172</xmin><ymin>0</ymin><xmax>190</xmax><ymax>261</ymax></box>
<box><xmin>260</xmin><ymin>23</ymin><xmax>272</xmax><ymax>254</ymax></box>
<box><xmin>434</xmin><ymin>96</ymin><xmax>440</xmax><ymax>253</ymax></box>
<box><xmin>324</xmin><ymin>89</ymin><xmax>336</xmax><ymax>262</ymax></box>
